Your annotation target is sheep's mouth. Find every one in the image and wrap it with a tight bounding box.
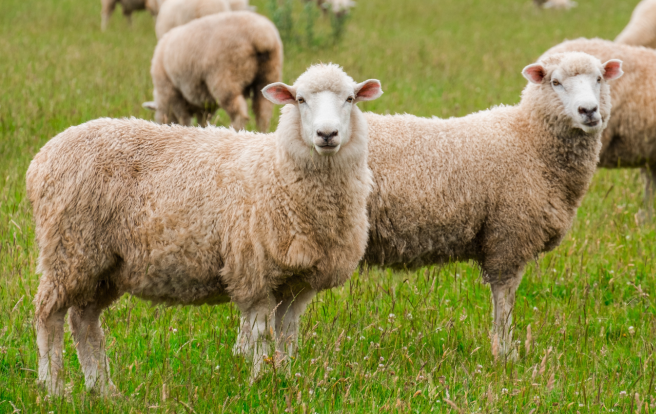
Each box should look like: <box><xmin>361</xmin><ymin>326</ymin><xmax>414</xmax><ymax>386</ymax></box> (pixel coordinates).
<box><xmin>583</xmin><ymin>120</ymin><xmax>600</xmax><ymax>127</ymax></box>
<box><xmin>315</xmin><ymin>143</ymin><xmax>340</xmax><ymax>154</ymax></box>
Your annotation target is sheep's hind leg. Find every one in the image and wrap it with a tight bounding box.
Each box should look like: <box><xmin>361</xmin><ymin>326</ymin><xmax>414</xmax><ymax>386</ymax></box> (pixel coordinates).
<box><xmin>638</xmin><ymin>165</ymin><xmax>656</xmax><ymax>223</ymax></box>
<box><xmin>101</xmin><ymin>0</ymin><xmax>117</xmax><ymax>30</ymax></box>
<box><xmin>235</xmin><ymin>295</ymin><xmax>276</xmax><ymax>379</ymax></box>
<box><xmin>69</xmin><ymin>296</ymin><xmax>118</xmax><ymax>395</ymax></box>
<box><xmin>251</xmin><ymin>83</ymin><xmax>274</xmax><ymax>132</ymax></box>
<box><xmin>36</xmin><ymin>308</ymin><xmax>68</xmax><ymax>396</ymax></box>
<box><xmin>207</xmin><ymin>80</ymin><xmax>249</xmax><ymax>131</ymax></box>
<box><xmin>221</xmin><ymin>94</ymin><xmax>249</xmax><ymax>131</ymax></box>
<box><xmin>122</xmin><ymin>7</ymin><xmax>133</xmax><ymax>27</ymax></box>
<box><xmin>275</xmin><ymin>288</ymin><xmax>316</xmax><ymax>360</ymax></box>
<box><xmin>490</xmin><ymin>274</ymin><xmax>523</xmax><ymax>360</ymax></box>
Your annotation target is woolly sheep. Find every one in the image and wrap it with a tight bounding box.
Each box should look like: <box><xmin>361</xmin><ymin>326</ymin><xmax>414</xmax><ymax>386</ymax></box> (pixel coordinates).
<box><xmin>228</xmin><ymin>0</ymin><xmax>253</xmax><ymax>11</ymax></box>
<box><xmin>155</xmin><ymin>0</ymin><xmax>252</xmax><ymax>39</ymax></box>
<box><xmin>27</xmin><ymin>64</ymin><xmax>383</xmax><ymax>395</ymax></box>
<box><xmin>317</xmin><ymin>0</ymin><xmax>356</xmax><ymax>16</ymax></box>
<box><xmin>543</xmin><ymin>38</ymin><xmax>656</xmax><ymax>219</ymax></box>
<box><xmin>615</xmin><ymin>0</ymin><xmax>656</xmax><ymax>48</ymax></box>
<box><xmin>101</xmin><ymin>0</ymin><xmax>158</xmax><ymax>31</ymax></box>
<box><xmin>533</xmin><ymin>0</ymin><xmax>577</xmax><ymax>10</ymax></box>
<box><xmin>145</xmin><ymin>0</ymin><xmax>166</xmax><ymax>15</ymax></box>
<box><xmin>145</xmin><ymin>11</ymin><xmax>283</xmax><ymax>132</ymax></box>
<box><xmin>363</xmin><ymin>52</ymin><xmax>622</xmax><ymax>357</ymax></box>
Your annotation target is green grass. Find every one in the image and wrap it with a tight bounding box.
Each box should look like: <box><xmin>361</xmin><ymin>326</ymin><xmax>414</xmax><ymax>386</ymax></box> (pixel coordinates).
<box><xmin>1</xmin><ymin>0</ymin><xmax>655</xmax><ymax>412</ymax></box>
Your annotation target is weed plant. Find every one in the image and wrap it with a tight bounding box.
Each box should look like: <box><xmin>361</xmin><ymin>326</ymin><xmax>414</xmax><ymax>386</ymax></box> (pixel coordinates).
<box><xmin>0</xmin><ymin>0</ymin><xmax>655</xmax><ymax>412</ymax></box>
<box><xmin>268</xmin><ymin>0</ymin><xmax>349</xmax><ymax>48</ymax></box>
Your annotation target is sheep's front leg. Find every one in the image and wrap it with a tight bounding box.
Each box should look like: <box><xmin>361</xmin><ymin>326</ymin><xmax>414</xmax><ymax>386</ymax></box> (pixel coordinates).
<box><xmin>639</xmin><ymin>165</ymin><xmax>656</xmax><ymax>222</ymax></box>
<box><xmin>236</xmin><ymin>295</ymin><xmax>276</xmax><ymax>379</ymax></box>
<box><xmin>490</xmin><ymin>275</ymin><xmax>522</xmax><ymax>360</ymax></box>
<box><xmin>275</xmin><ymin>289</ymin><xmax>316</xmax><ymax>359</ymax></box>
<box><xmin>233</xmin><ymin>315</ymin><xmax>252</xmax><ymax>357</ymax></box>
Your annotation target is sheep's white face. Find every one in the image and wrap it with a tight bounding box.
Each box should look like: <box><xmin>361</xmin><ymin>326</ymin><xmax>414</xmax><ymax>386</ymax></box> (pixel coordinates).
<box><xmin>523</xmin><ymin>58</ymin><xmax>623</xmax><ymax>133</ymax></box>
<box><xmin>262</xmin><ymin>79</ymin><xmax>382</xmax><ymax>155</ymax></box>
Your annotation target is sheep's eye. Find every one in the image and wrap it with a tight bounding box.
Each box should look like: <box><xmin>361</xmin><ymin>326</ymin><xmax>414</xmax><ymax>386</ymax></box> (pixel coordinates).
<box><xmin>552</xmin><ymin>80</ymin><xmax>560</xmax><ymax>86</ymax></box>
<box><xmin>597</xmin><ymin>76</ymin><xmax>602</xmax><ymax>83</ymax></box>
<box><xmin>297</xmin><ymin>97</ymin><xmax>305</xmax><ymax>104</ymax></box>
<box><xmin>346</xmin><ymin>96</ymin><xmax>354</xmax><ymax>103</ymax></box>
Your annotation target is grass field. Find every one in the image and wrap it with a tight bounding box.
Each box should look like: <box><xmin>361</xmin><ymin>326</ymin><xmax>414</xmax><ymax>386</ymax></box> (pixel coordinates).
<box><xmin>1</xmin><ymin>0</ymin><xmax>656</xmax><ymax>412</ymax></box>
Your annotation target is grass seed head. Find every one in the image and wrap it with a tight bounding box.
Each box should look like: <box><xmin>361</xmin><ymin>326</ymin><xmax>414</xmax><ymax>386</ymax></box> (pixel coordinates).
<box><xmin>492</xmin><ymin>333</ymin><xmax>500</xmax><ymax>361</ymax></box>
<box><xmin>525</xmin><ymin>324</ymin><xmax>532</xmax><ymax>355</ymax></box>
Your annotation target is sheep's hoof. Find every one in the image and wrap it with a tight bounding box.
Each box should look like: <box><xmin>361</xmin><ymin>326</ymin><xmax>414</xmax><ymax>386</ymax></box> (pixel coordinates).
<box><xmin>232</xmin><ymin>341</ymin><xmax>252</xmax><ymax>358</ymax></box>
<box><xmin>38</xmin><ymin>379</ymin><xmax>65</xmax><ymax>397</ymax></box>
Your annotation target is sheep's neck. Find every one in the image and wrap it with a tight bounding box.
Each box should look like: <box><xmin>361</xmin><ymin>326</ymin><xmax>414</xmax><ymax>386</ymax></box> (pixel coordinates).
<box><xmin>254</xmin><ymin>113</ymin><xmax>370</xmax><ymax>276</ymax></box>
<box><xmin>523</xmin><ymin>104</ymin><xmax>602</xmax><ymax>206</ymax></box>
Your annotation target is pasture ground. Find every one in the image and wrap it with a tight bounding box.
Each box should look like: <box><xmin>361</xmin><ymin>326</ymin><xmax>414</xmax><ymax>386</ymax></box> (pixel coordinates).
<box><xmin>1</xmin><ymin>0</ymin><xmax>655</xmax><ymax>412</ymax></box>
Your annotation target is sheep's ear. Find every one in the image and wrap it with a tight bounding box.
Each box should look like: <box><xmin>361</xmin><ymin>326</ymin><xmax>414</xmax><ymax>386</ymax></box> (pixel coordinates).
<box><xmin>354</xmin><ymin>79</ymin><xmax>383</xmax><ymax>102</ymax></box>
<box><xmin>522</xmin><ymin>63</ymin><xmax>546</xmax><ymax>84</ymax></box>
<box><xmin>142</xmin><ymin>101</ymin><xmax>157</xmax><ymax>111</ymax></box>
<box><xmin>603</xmin><ymin>59</ymin><xmax>623</xmax><ymax>80</ymax></box>
<box><xmin>262</xmin><ymin>83</ymin><xmax>296</xmax><ymax>105</ymax></box>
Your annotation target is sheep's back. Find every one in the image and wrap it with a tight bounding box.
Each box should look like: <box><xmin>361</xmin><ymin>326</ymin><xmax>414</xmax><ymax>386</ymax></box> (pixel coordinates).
<box><xmin>160</xmin><ymin>12</ymin><xmax>282</xmax><ymax>107</ymax></box>
<box><xmin>615</xmin><ymin>0</ymin><xmax>656</xmax><ymax>48</ymax></box>
<box><xmin>363</xmin><ymin>110</ymin><xmax>545</xmax><ymax>269</ymax></box>
<box><xmin>27</xmin><ymin>118</ymin><xmax>265</xmax><ymax>305</ymax></box>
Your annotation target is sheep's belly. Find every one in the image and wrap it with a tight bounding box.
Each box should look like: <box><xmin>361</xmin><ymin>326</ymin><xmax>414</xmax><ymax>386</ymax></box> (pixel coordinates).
<box><xmin>126</xmin><ymin>272</ymin><xmax>230</xmax><ymax>306</ymax></box>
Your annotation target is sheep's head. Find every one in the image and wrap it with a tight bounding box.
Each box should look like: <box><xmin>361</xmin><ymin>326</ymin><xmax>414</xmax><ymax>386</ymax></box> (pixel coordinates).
<box><xmin>522</xmin><ymin>52</ymin><xmax>623</xmax><ymax>134</ymax></box>
<box><xmin>262</xmin><ymin>64</ymin><xmax>382</xmax><ymax>156</ymax></box>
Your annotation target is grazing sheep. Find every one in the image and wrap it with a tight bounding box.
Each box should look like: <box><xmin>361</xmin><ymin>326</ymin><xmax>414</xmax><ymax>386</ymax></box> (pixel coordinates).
<box><xmin>145</xmin><ymin>11</ymin><xmax>283</xmax><ymax>132</ymax></box>
<box><xmin>28</xmin><ymin>64</ymin><xmax>383</xmax><ymax>395</ymax></box>
<box><xmin>228</xmin><ymin>0</ymin><xmax>253</xmax><ymax>11</ymax></box>
<box><xmin>318</xmin><ymin>0</ymin><xmax>356</xmax><ymax>16</ymax></box>
<box><xmin>615</xmin><ymin>0</ymin><xmax>656</xmax><ymax>48</ymax></box>
<box><xmin>363</xmin><ymin>52</ymin><xmax>622</xmax><ymax>357</ymax></box>
<box><xmin>101</xmin><ymin>0</ymin><xmax>159</xmax><ymax>31</ymax></box>
<box><xmin>155</xmin><ymin>0</ymin><xmax>253</xmax><ymax>39</ymax></box>
<box><xmin>533</xmin><ymin>0</ymin><xmax>577</xmax><ymax>10</ymax></box>
<box><xmin>543</xmin><ymin>38</ymin><xmax>656</xmax><ymax>219</ymax></box>
<box><xmin>155</xmin><ymin>0</ymin><xmax>229</xmax><ymax>39</ymax></box>
<box><xmin>145</xmin><ymin>0</ymin><xmax>166</xmax><ymax>16</ymax></box>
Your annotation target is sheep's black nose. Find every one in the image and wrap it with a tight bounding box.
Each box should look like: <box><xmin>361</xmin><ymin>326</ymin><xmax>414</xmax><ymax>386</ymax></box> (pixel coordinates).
<box><xmin>578</xmin><ymin>106</ymin><xmax>598</xmax><ymax>116</ymax></box>
<box><xmin>317</xmin><ymin>130</ymin><xmax>338</xmax><ymax>141</ymax></box>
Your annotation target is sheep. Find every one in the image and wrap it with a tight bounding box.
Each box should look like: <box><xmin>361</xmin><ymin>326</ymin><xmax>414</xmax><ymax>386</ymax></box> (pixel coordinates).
<box><xmin>101</xmin><ymin>0</ymin><xmax>159</xmax><ymax>31</ymax></box>
<box><xmin>533</xmin><ymin>0</ymin><xmax>577</xmax><ymax>10</ymax></box>
<box><xmin>542</xmin><ymin>38</ymin><xmax>656</xmax><ymax>220</ymax></box>
<box><xmin>27</xmin><ymin>63</ymin><xmax>383</xmax><ymax>395</ymax></box>
<box><xmin>228</xmin><ymin>0</ymin><xmax>253</xmax><ymax>11</ymax></box>
<box><xmin>362</xmin><ymin>52</ymin><xmax>622</xmax><ymax>357</ymax></box>
<box><xmin>144</xmin><ymin>11</ymin><xmax>283</xmax><ymax>132</ymax></box>
<box><xmin>317</xmin><ymin>0</ymin><xmax>356</xmax><ymax>16</ymax></box>
<box><xmin>615</xmin><ymin>0</ymin><xmax>656</xmax><ymax>48</ymax></box>
<box><xmin>155</xmin><ymin>0</ymin><xmax>252</xmax><ymax>39</ymax></box>
<box><xmin>145</xmin><ymin>0</ymin><xmax>166</xmax><ymax>16</ymax></box>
